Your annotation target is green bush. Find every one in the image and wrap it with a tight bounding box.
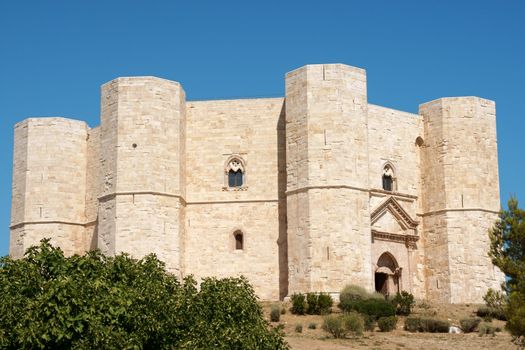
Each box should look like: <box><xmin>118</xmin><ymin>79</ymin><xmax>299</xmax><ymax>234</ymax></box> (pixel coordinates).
<box><xmin>342</xmin><ymin>311</ymin><xmax>364</xmax><ymax>337</ymax></box>
<box><xmin>0</xmin><ymin>240</ymin><xmax>289</xmax><ymax>350</ymax></box>
<box><xmin>280</xmin><ymin>307</ymin><xmax>286</xmax><ymax>315</ymax></box>
<box><xmin>304</xmin><ymin>292</ymin><xmax>333</xmax><ymax>315</ymax></box>
<box><xmin>419</xmin><ymin>318</ymin><xmax>451</xmax><ymax>333</ymax></box>
<box><xmin>317</xmin><ymin>292</ymin><xmax>333</xmax><ymax>314</ymax></box>
<box><xmin>404</xmin><ymin>317</ymin><xmax>450</xmax><ymax>333</ymax></box>
<box><xmin>483</xmin><ymin>288</ymin><xmax>506</xmax><ymax>310</ymax></box>
<box><xmin>339</xmin><ymin>285</ymin><xmax>383</xmax><ymax>312</ymax></box>
<box><xmin>306</xmin><ymin>293</ymin><xmax>319</xmax><ymax>314</ymax></box>
<box><xmin>295</xmin><ymin>323</ymin><xmax>303</xmax><ymax>333</ymax></box>
<box><xmin>404</xmin><ymin>317</ymin><xmax>421</xmax><ymax>332</ymax></box>
<box><xmin>391</xmin><ymin>291</ymin><xmax>415</xmax><ymax>315</ymax></box>
<box><xmin>290</xmin><ymin>293</ymin><xmax>306</xmax><ymax>315</ymax></box>
<box><xmin>308</xmin><ymin>322</ymin><xmax>317</xmax><ymax>330</ymax></box>
<box><xmin>377</xmin><ymin>316</ymin><xmax>397</xmax><ymax>332</ymax></box>
<box><xmin>270</xmin><ymin>305</ymin><xmax>281</xmax><ymax>322</ymax></box>
<box><xmin>350</xmin><ymin>298</ymin><xmax>396</xmax><ymax>319</ymax></box>
<box><xmin>459</xmin><ymin>318</ymin><xmax>481</xmax><ymax>333</ymax></box>
<box><xmin>363</xmin><ymin>314</ymin><xmax>376</xmax><ymax>331</ymax></box>
<box><xmin>323</xmin><ymin>315</ymin><xmax>346</xmax><ymax>338</ymax></box>
<box><xmin>478</xmin><ymin>322</ymin><xmax>498</xmax><ymax>337</ymax></box>
<box><xmin>476</xmin><ymin>306</ymin><xmax>507</xmax><ymax>321</ymax></box>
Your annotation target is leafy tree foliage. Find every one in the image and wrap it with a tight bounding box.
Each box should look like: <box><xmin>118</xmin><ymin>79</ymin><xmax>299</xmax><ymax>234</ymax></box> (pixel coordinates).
<box><xmin>489</xmin><ymin>197</ymin><xmax>525</xmax><ymax>345</ymax></box>
<box><xmin>0</xmin><ymin>239</ymin><xmax>288</xmax><ymax>350</ymax></box>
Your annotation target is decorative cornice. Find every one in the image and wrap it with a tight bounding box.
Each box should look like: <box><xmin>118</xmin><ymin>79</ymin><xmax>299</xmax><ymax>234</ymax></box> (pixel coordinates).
<box><xmin>10</xmin><ymin>219</ymin><xmax>97</xmax><ymax>230</ymax></box>
<box><xmin>372</xmin><ymin>229</ymin><xmax>419</xmax><ymax>248</ymax></box>
<box><xmin>98</xmin><ymin>191</ymin><xmax>185</xmax><ymax>203</ymax></box>
<box><xmin>286</xmin><ymin>184</ymin><xmax>369</xmax><ymax>196</ymax></box>
<box><xmin>286</xmin><ymin>185</ymin><xmax>418</xmax><ymax>202</ymax></box>
<box><xmin>418</xmin><ymin>207</ymin><xmax>499</xmax><ymax>217</ymax></box>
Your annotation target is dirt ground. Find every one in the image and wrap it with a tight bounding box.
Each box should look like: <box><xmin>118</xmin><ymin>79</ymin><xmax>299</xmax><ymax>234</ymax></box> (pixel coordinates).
<box><xmin>263</xmin><ymin>301</ymin><xmax>517</xmax><ymax>350</ymax></box>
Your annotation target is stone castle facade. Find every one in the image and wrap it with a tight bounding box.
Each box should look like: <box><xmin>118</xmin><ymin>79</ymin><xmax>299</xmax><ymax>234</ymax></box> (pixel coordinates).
<box><xmin>10</xmin><ymin>63</ymin><xmax>504</xmax><ymax>303</ymax></box>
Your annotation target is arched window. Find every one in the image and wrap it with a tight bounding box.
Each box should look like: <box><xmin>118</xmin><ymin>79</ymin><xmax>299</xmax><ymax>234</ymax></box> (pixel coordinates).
<box><xmin>382</xmin><ymin>164</ymin><xmax>395</xmax><ymax>191</ymax></box>
<box><xmin>228</xmin><ymin>169</ymin><xmax>243</xmax><ymax>187</ymax></box>
<box><xmin>234</xmin><ymin>230</ymin><xmax>244</xmax><ymax>250</ymax></box>
<box><xmin>224</xmin><ymin>156</ymin><xmax>246</xmax><ymax>190</ymax></box>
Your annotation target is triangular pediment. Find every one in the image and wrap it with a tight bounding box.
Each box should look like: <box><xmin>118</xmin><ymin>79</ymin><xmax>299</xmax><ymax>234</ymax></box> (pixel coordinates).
<box><xmin>373</xmin><ymin>210</ymin><xmax>405</xmax><ymax>234</ymax></box>
<box><xmin>370</xmin><ymin>196</ymin><xmax>419</xmax><ymax>231</ymax></box>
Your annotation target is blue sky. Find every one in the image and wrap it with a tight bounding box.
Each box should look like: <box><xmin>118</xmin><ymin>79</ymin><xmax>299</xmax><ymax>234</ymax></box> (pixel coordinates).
<box><xmin>1</xmin><ymin>0</ymin><xmax>524</xmax><ymax>256</ymax></box>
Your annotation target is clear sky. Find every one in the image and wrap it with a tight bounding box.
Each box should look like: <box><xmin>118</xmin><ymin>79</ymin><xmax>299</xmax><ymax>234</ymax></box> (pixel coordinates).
<box><xmin>1</xmin><ymin>0</ymin><xmax>524</xmax><ymax>256</ymax></box>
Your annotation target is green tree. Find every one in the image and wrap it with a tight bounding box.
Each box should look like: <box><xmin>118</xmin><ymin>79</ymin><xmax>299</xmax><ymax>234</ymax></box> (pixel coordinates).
<box><xmin>0</xmin><ymin>239</ymin><xmax>288</xmax><ymax>349</ymax></box>
<box><xmin>489</xmin><ymin>197</ymin><xmax>525</xmax><ymax>346</ymax></box>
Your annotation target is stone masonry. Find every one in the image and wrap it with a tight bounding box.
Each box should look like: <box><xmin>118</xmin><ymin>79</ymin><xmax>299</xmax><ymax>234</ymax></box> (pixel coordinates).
<box><xmin>10</xmin><ymin>63</ymin><xmax>505</xmax><ymax>303</ymax></box>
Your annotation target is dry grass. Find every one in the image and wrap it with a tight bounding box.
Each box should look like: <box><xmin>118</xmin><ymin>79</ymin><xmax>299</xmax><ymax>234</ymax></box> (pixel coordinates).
<box><xmin>262</xmin><ymin>301</ymin><xmax>516</xmax><ymax>350</ymax></box>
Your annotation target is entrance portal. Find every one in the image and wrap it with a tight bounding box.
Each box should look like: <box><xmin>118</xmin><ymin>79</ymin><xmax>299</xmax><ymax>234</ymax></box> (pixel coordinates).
<box><xmin>375</xmin><ymin>252</ymin><xmax>400</xmax><ymax>296</ymax></box>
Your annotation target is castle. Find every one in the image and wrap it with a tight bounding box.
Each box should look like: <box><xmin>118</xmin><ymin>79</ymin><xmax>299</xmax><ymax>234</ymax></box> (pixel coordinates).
<box><xmin>10</xmin><ymin>63</ymin><xmax>505</xmax><ymax>303</ymax></box>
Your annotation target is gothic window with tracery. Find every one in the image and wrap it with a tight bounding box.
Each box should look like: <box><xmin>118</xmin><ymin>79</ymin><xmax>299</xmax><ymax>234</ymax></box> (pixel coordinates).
<box><xmin>225</xmin><ymin>156</ymin><xmax>246</xmax><ymax>190</ymax></box>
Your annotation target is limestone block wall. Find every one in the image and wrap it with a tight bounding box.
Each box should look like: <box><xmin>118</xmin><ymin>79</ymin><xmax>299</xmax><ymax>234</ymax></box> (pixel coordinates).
<box><xmin>9</xmin><ymin>63</ymin><xmax>505</xmax><ymax>303</ymax></box>
<box><xmin>184</xmin><ymin>98</ymin><xmax>286</xmax><ymax>300</ymax></box>
<box><xmin>286</xmin><ymin>64</ymin><xmax>372</xmax><ymax>294</ymax></box>
<box><xmin>10</xmin><ymin>118</ymin><xmax>89</xmax><ymax>257</ymax></box>
<box><xmin>367</xmin><ymin>105</ymin><xmax>422</xmax><ymax>197</ymax></box>
<box><xmin>84</xmin><ymin>126</ymin><xmax>101</xmax><ymax>251</ymax></box>
<box><xmin>98</xmin><ymin>77</ymin><xmax>186</xmax><ymax>273</ymax></box>
<box><xmin>367</xmin><ymin>105</ymin><xmax>426</xmax><ymax>297</ymax></box>
<box><xmin>420</xmin><ymin>97</ymin><xmax>505</xmax><ymax>303</ymax></box>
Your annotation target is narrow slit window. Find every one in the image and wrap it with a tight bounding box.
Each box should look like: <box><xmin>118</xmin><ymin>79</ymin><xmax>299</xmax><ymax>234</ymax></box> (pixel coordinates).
<box><xmin>234</xmin><ymin>232</ymin><xmax>244</xmax><ymax>250</ymax></box>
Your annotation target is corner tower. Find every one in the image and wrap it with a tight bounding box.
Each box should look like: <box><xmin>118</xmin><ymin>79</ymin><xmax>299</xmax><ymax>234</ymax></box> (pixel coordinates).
<box><xmin>419</xmin><ymin>97</ymin><xmax>505</xmax><ymax>303</ymax></box>
<box><xmin>98</xmin><ymin>77</ymin><xmax>186</xmax><ymax>274</ymax></box>
<box><xmin>285</xmin><ymin>64</ymin><xmax>371</xmax><ymax>294</ymax></box>
<box><xmin>10</xmin><ymin>118</ymin><xmax>89</xmax><ymax>257</ymax></box>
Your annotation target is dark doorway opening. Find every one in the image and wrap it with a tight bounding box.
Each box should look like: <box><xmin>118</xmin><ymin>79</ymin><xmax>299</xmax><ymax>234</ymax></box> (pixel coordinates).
<box><xmin>375</xmin><ymin>272</ymin><xmax>388</xmax><ymax>294</ymax></box>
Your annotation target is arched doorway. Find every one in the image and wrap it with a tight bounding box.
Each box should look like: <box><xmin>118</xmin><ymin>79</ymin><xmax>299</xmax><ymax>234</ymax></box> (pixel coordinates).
<box><xmin>375</xmin><ymin>252</ymin><xmax>401</xmax><ymax>296</ymax></box>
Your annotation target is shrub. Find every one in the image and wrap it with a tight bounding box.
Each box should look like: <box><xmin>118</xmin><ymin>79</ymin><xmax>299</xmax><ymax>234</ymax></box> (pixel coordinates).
<box><xmin>391</xmin><ymin>291</ymin><xmax>415</xmax><ymax>316</ymax></box>
<box><xmin>295</xmin><ymin>323</ymin><xmax>303</xmax><ymax>333</ymax></box>
<box><xmin>290</xmin><ymin>293</ymin><xmax>306</xmax><ymax>315</ymax></box>
<box><xmin>340</xmin><ymin>285</ymin><xmax>370</xmax><ymax>303</ymax></box>
<box><xmin>306</xmin><ymin>293</ymin><xmax>319</xmax><ymax>314</ymax></box>
<box><xmin>459</xmin><ymin>318</ymin><xmax>481</xmax><ymax>333</ymax></box>
<box><xmin>478</xmin><ymin>322</ymin><xmax>498</xmax><ymax>337</ymax></box>
<box><xmin>476</xmin><ymin>306</ymin><xmax>507</xmax><ymax>321</ymax></box>
<box><xmin>483</xmin><ymin>288</ymin><xmax>506</xmax><ymax>310</ymax></box>
<box><xmin>419</xmin><ymin>318</ymin><xmax>451</xmax><ymax>333</ymax></box>
<box><xmin>308</xmin><ymin>322</ymin><xmax>317</xmax><ymax>330</ymax></box>
<box><xmin>377</xmin><ymin>316</ymin><xmax>397</xmax><ymax>332</ymax></box>
<box><xmin>280</xmin><ymin>307</ymin><xmax>286</xmax><ymax>315</ymax></box>
<box><xmin>404</xmin><ymin>317</ymin><xmax>421</xmax><ymax>332</ymax></box>
<box><xmin>304</xmin><ymin>292</ymin><xmax>333</xmax><ymax>315</ymax></box>
<box><xmin>323</xmin><ymin>315</ymin><xmax>346</xmax><ymax>338</ymax></box>
<box><xmin>317</xmin><ymin>292</ymin><xmax>333</xmax><ymax>314</ymax></box>
<box><xmin>270</xmin><ymin>305</ymin><xmax>281</xmax><ymax>322</ymax></box>
<box><xmin>354</xmin><ymin>298</ymin><xmax>396</xmax><ymax>319</ymax></box>
<box><xmin>404</xmin><ymin>317</ymin><xmax>450</xmax><ymax>333</ymax></box>
<box><xmin>342</xmin><ymin>312</ymin><xmax>364</xmax><ymax>337</ymax></box>
<box><xmin>363</xmin><ymin>314</ymin><xmax>376</xmax><ymax>331</ymax></box>
<box><xmin>0</xmin><ymin>240</ymin><xmax>289</xmax><ymax>350</ymax></box>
